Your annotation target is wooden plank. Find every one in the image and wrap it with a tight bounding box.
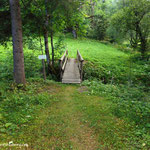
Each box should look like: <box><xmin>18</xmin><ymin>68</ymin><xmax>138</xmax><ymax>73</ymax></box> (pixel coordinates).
<box><xmin>62</xmin><ymin>79</ymin><xmax>81</xmax><ymax>84</ymax></box>
<box><xmin>62</xmin><ymin>58</ymin><xmax>81</xmax><ymax>84</ymax></box>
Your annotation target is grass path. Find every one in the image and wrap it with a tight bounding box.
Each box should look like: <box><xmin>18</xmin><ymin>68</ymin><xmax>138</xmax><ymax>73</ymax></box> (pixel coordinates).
<box><xmin>21</xmin><ymin>85</ymin><xmax>99</xmax><ymax>149</ymax></box>
<box><xmin>7</xmin><ymin>83</ymin><xmax>139</xmax><ymax>150</ymax></box>
<box><xmin>56</xmin><ymin>86</ymin><xmax>99</xmax><ymax>150</ymax></box>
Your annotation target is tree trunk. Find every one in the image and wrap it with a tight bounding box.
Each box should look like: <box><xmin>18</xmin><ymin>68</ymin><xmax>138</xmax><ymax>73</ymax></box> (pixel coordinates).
<box><xmin>39</xmin><ymin>35</ymin><xmax>46</xmax><ymax>80</ymax></box>
<box><xmin>139</xmin><ymin>31</ymin><xmax>147</xmax><ymax>56</ymax></box>
<box><xmin>72</xmin><ymin>29</ymin><xmax>77</xmax><ymax>39</ymax></box>
<box><xmin>50</xmin><ymin>29</ymin><xmax>54</xmax><ymax>67</ymax></box>
<box><xmin>140</xmin><ymin>38</ymin><xmax>147</xmax><ymax>57</ymax></box>
<box><xmin>136</xmin><ymin>24</ymin><xmax>147</xmax><ymax>57</ymax></box>
<box><xmin>9</xmin><ymin>0</ymin><xmax>26</xmax><ymax>84</ymax></box>
<box><xmin>44</xmin><ymin>0</ymin><xmax>51</xmax><ymax>73</ymax></box>
<box><xmin>44</xmin><ymin>30</ymin><xmax>56</xmax><ymax>75</ymax></box>
<box><xmin>44</xmin><ymin>30</ymin><xmax>51</xmax><ymax>73</ymax></box>
<box><xmin>43</xmin><ymin>0</ymin><xmax>56</xmax><ymax>75</ymax></box>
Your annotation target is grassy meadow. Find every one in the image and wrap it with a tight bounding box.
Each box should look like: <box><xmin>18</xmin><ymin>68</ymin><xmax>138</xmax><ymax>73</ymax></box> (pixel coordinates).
<box><xmin>0</xmin><ymin>37</ymin><xmax>150</xmax><ymax>149</ymax></box>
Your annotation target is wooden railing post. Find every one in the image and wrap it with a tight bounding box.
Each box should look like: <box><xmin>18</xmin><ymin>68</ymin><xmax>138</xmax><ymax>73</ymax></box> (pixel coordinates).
<box><xmin>80</xmin><ymin>60</ymin><xmax>83</xmax><ymax>81</ymax></box>
<box><xmin>59</xmin><ymin>50</ymin><xmax>68</xmax><ymax>81</ymax></box>
<box><xmin>77</xmin><ymin>50</ymin><xmax>84</xmax><ymax>81</ymax></box>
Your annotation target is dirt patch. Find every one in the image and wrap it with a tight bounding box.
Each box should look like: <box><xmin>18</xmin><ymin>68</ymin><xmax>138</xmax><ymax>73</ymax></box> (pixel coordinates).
<box><xmin>78</xmin><ymin>86</ymin><xmax>89</xmax><ymax>93</ymax></box>
<box><xmin>37</xmin><ymin>84</ymin><xmax>62</xmax><ymax>95</ymax></box>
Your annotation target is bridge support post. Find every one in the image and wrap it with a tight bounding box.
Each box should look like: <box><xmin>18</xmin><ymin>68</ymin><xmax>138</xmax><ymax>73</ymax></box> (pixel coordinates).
<box><xmin>59</xmin><ymin>60</ymin><xmax>63</xmax><ymax>81</ymax></box>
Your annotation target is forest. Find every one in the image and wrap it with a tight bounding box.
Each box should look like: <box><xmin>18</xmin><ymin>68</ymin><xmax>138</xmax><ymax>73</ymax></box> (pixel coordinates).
<box><xmin>0</xmin><ymin>0</ymin><xmax>150</xmax><ymax>149</ymax></box>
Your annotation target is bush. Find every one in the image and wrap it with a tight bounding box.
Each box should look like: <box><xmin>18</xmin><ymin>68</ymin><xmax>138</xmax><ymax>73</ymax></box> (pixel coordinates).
<box><xmin>84</xmin><ymin>61</ymin><xmax>128</xmax><ymax>84</ymax></box>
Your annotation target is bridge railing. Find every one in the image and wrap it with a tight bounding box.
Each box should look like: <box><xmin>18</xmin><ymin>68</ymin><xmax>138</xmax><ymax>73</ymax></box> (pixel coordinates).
<box><xmin>77</xmin><ymin>50</ymin><xmax>84</xmax><ymax>81</ymax></box>
<box><xmin>59</xmin><ymin>50</ymin><xmax>68</xmax><ymax>80</ymax></box>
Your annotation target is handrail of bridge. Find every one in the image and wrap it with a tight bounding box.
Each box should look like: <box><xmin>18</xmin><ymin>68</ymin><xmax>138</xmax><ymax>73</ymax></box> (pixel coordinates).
<box><xmin>77</xmin><ymin>50</ymin><xmax>84</xmax><ymax>81</ymax></box>
<box><xmin>59</xmin><ymin>50</ymin><xmax>68</xmax><ymax>80</ymax></box>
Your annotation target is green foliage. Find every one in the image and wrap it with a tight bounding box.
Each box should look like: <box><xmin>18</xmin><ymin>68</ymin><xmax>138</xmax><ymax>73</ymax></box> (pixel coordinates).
<box><xmin>71</xmin><ymin>13</ymin><xmax>88</xmax><ymax>37</ymax></box>
<box><xmin>82</xmin><ymin>80</ymin><xmax>150</xmax><ymax>148</ymax></box>
<box><xmin>0</xmin><ymin>37</ymin><xmax>149</xmax><ymax>148</ymax></box>
<box><xmin>0</xmin><ymin>80</ymin><xmax>56</xmax><ymax>136</ymax></box>
<box><xmin>88</xmin><ymin>14</ymin><xmax>108</xmax><ymax>40</ymax></box>
<box><xmin>111</xmin><ymin>0</ymin><xmax>150</xmax><ymax>55</ymax></box>
<box><xmin>78</xmin><ymin>39</ymin><xmax>150</xmax><ymax>145</ymax></box>
<box><xmin>86</xmin><ymin>0</ymin><xmax>109</xmax><ymax>40</ymax></box>
<box><xmin>83</xmin><ymin>51</ymin><xmax>150</xmax><ymax>86</ymax></box>
<box><xmin>0</xmin><ymin>42</ymin><xmax>44</xmax><ymax>80</ymax></box>
<box><xmin>82</xmin><ymin>47</ymin><xmax>149</xmax><ymax>130</ymax></box>
<box><xmin>84</xmin><ymin>61</ymin><xmax>128</xmax><ymax>84</ymax></box>
<box><xmin>83</xmin><ymin>80</ymin><xmax>150</xmax><ymax>128</ymax></box>
<box><xmin>59</xmin><ymin>37</ymin><xmax>149</xmax><ymax>146</ymax></box>
<box><xmin>106</xmin><ymin>24</ymin><xmax>125</xmax><ymax>43</ymax></box>
<box><xmin>24</xmin><ymin>51</ymin><xmax>42</xmax><ymax>78</ymax></box>
<box><xmin>54</xmin><ymin>35</ymin><xmax>66</xmax><ymax>60</ymax></box>
<box><xmin>0</xmin><ymin>45</ymin><xmax>13</xmax><ymax>81</ymax></box>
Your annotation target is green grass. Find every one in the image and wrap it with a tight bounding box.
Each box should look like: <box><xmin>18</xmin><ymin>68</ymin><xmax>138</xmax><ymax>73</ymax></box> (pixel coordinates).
<box><xmin>0</xmin><ymin>37</ymin><xmax>129</xmax><ymax>81</ymax></box>
<box><xmin>65</xmin><ymin>38</ymin><xmax>128</xmax><ymax>63</ymax></box>
<box><xmin>0</xmin><ymin>37</ymin><xmax>149</xmax><ymax>149</ymax></box>
<box><xmin>63</xmin><ymin>38</ymin><xmax>132</xmax><ymax>84</ymax></box>
<box><xmin>0</xmin><ymin>80</ymin><xmax>148</xmax><ymax>149</ymax></box>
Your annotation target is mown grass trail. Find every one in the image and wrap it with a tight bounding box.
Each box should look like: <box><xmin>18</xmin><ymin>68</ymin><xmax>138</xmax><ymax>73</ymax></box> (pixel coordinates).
<box><xmin>4</xmin><ymin>83</ymin><xmax>141</xmax><ymax>150</ymax></box>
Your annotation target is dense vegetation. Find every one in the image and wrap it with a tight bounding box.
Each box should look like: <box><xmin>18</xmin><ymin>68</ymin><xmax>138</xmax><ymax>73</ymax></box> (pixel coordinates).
<box><xmin>0</xmin><ymin>0</ymin><xmax>150</xmax><ymax>149</ymax></box>
<box><xmin>0</xmin><ymin>37</ymin><xmax>150</xmax><ymax>149</ymax></box>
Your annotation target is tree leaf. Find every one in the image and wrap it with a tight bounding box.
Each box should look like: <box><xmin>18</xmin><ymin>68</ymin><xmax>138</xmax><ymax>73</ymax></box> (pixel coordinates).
<box><xmin>5</xmin><ymin>123</ymin><xmax>12</xmax><ymax>128</ymax></box>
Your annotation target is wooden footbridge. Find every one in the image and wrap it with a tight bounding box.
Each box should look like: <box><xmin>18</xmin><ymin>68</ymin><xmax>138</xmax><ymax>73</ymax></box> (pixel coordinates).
<box><xmin>59</xmin><ymin>50</ymin><xmax>84</xmax><ymax>84</ymax></box>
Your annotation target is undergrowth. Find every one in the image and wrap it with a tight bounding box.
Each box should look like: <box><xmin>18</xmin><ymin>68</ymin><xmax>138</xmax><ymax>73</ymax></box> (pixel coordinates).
<box><xmin>82</xmin><ymin>55</ymin><xmax>150</xmax><ymax>147</ymax></box>
<box><xmin>0</xmin><ymin>79</ymin><xmax>58</xmax><ymax>141</ymax></box>
<box><xmin>0</xmin><ymin>37</ymin><xmax>149</xmax><ymax>148</ymax></box>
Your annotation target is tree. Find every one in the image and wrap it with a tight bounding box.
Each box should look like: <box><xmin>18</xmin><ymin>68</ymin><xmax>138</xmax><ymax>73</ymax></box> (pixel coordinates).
<box><xmin>85</xmin><ymin>0</ymin><xmax>110</xmax><ymax>40</ymax></box>
<box><xmin>21</xmin><ymin>0</ymin><xmax>55</xmax><ymax>74</ymax></box>
<box><xmin>46</xmin><ymin>0</ymin><xmax>59</xmax><ymax>67</ymax></box>
<box><xmin>46</xmin><ymin>0</ymin><xmax>86</xmax><ymax>64</ymax></box>
<box><xmin>44</xmin><ymin>0</ymin><xmax>52</xmax><ymax>71</ymax></box>
<box><xmin>19</xmin><ymin>0</ymin><xmax>87</xmax><ymax>69</ymax></box>
<box><xmin>111</xmin><ymin>0</ymin><xmax>150</xmax><ymax>56</ymax></box>
<box><xmin>9</xmin><ymin>0</ymin><xmax>26</xmax><ymax>84</ymax></box>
